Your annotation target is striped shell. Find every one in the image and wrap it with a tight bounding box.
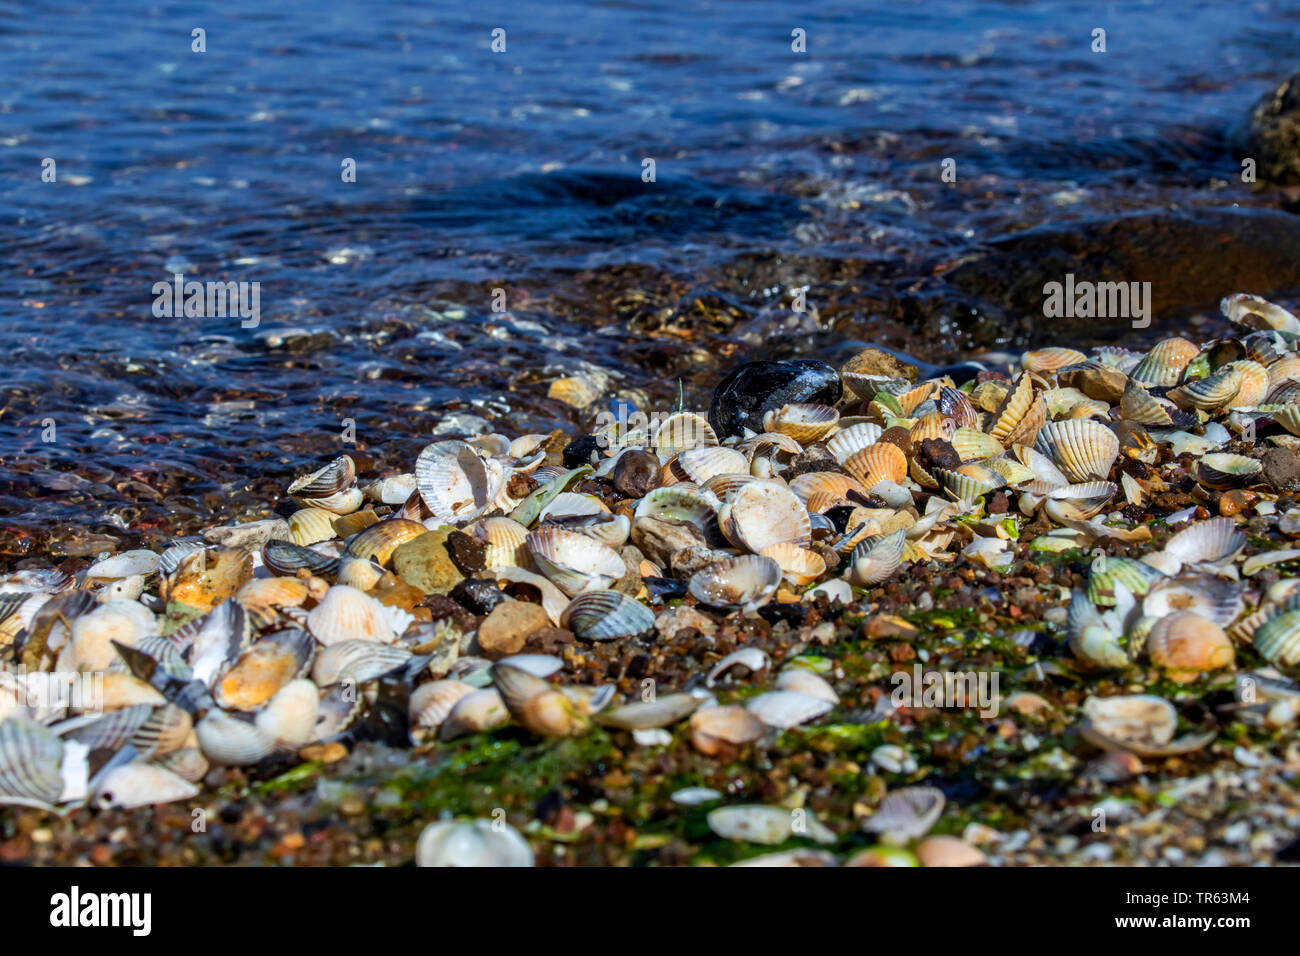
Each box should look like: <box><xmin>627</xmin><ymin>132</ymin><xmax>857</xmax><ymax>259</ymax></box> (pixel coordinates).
<box><xmin>1225</xmin><ymin>360</ymin><xmax>1269</xmax><ymax>408</ymax></box>
<box><xmin>307</xmin><ymin>584</ymin><xmax>396</xmax><ymax>645</ymax></box>
<box><xmin>289</xmin><ymin>508</ymin><xmax>338</xmax><ymax>546</ymax></box>
<box><xmin>287</xmin><ymin>455</ymin><xmax>356</xmax><ymax>498</ymax></box>
<box><xmin>652</xmin><ymin>412</ymin><xmax>718</xmax><ymax>458</ymax></box>
<box><xmin>0</xmin><ymin>719</ymin><xmax>64</xmax><ymax>807</ymax></box>
<box><xmin>1167</xmin><ymin>367</ymin><xmax>1243</xmax><ymax>413</ymax></box>
<box><xmin>1022</xmin><ymin>347</ymin><xmax>1086</xmax><ymax>375</ymax></box>
<box><xmin>759</xmin><ymin>542</ymin><xmax>828</xmax><ymax>585</ymax></box>
<box><xmin>415</xmin><ymin>441</ymin><xmax>511</xmax><ymax>525</ymax></box>
<box><xmin>677</xmin><ymin>446</ymin><xmax>749</xmax><ymax>485</ymax></box>
<box><xmin>560</xmin><ymin>589</ymin><xmax>656</xmax><ymax>641</ymax></box>
<box><xmin>312</xmin><ymin>639</ymin><xmax>412</xmax><ymax>686</ymax></box>
<box><xmin>1130</xmin><ymin>337</ymin><xmax>1199</xmax><ymax>387</ymax></box>
<box><xmin>346</xmin><ymin>518</ymin><xmax>427</xmax><ymax>564</ymax></box>
<box><xmin>762</xmin><ymin>403</ymin><xmax>840</xmax><ymax>444</ymax></box>
<box><xmin>847</xmin><ymin>529</ymin><xmax>907</xmax><ymax>587</ymax></box>
<box><xmin>471</xmin><ymin>517</ymin><xmax>531</xmax><ymax>569</ymax></box>
<box><xmin>844</xmin><ymin>442</ymin><xmax>907</xmax><ymax>488</ymax></box>
<box><xmin>1034</xmin><ymin>419</ymin><xmax>1119</xmax><ymax>483</ymax></box>
<box><xmin>525</xmin><ymin>528</ymin><xmax>625</xmax><ymax>597</ymax></box>
<box><xmin>827</xmin><ymin>423</ymin><xmax>884</xmax><ymax>464</ymax></box>
<box><xmin>1253</xmin><ymin>609</ymin><xmax>1300</xmax><ymax>666</ymax></box>
<box><xmin>988</xmin><ymin>374</ymin><xmax>1035</xmax><ymax>446</ymax></box>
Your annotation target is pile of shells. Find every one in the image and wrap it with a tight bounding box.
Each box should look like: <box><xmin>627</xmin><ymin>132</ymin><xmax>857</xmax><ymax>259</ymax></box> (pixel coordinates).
<box><xmin>8</xmin><ymin>290</ymin><xmax>1300</xmax><ymax>864</ymax></box>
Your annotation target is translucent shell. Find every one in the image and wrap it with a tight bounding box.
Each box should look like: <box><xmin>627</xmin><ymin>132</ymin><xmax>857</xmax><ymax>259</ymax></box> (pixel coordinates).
<box><xmin>688</xmin><ymin>555</ymin><xmax>782</xmax><ymax>611</ymax></box>
<box><xmin>988</xmin><ymin>374</ymin><xmax>1036</xmax><ymax>446</ymax></box>
<box><xmin>1224</xmin><ymin>360</ymin><xmax>1269</xmax><ymax>408</ymax></box>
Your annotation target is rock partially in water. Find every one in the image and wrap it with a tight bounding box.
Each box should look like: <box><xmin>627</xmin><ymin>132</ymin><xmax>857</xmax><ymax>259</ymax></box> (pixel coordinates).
<box><xmin>943</xmin><ymin>208</ymin><xmax>1300</xmax><ymax>339</ymax></box>
<box><xmin>1233</xmin><ymin>71</ymin><xmax>1300</xmax><ymax>185</ymax></box>
<box><xmin>708</xmin><ymin>359</ymin><xmax>841</xmax><ymax>438</ymax></box>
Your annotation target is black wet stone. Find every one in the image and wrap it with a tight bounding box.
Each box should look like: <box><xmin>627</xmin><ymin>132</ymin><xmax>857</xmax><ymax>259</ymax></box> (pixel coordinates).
<box><xmin>644</xmin><ymin>576</ymin><xmax>688</xmax><ymax>603</ymax></box>
<box><xmin>758</xmin><ymin>602</ymin><xmax>807</xmax><ymax>626</ymax></box>
<box><xmin>562</xmin><ymin>434</ymin><xmax>603</xmax><ymax>468</ymax></box>
<box><xmin>450</xmin><ymin>578</ymin><xmax>507</xmax><ymax>615</ymax></box>
<box><xmin>708</xmin><ymin>359</ymin><xmax>841</xmax><ymax>438</ymax></box>
<box><xmin>445</xmin><ymin>530</ymin><xmax>486</xmax><ymax>574</ymax></box>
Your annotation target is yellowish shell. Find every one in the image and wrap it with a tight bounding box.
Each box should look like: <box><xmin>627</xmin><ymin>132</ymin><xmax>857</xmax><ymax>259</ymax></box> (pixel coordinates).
<box><xmin>1022</xmin><ymin>347</ymin><xmax>1086</xmax><ymax>375</ymax></box>
<box><xmin>346</xmin><ymin>518</ymin><xmax>429</xmax><ymax>565</ymax></box>
<box><xmin>988</xmin><ymin>374</ymin><xmax>1035</xmax><ymax>446</ymax></box>
<box><xmin>289</xmin><ymin>507</ymin><xmax>338</xmax><ymax>546</ymax></box>
<box><xmin>1225</xmin><ymin>360</ymin><xmax>1269</xmax><ymax>408</ymax></box>
<box><xmin>548</xmin><ymin>375</ymin><xmax>601</xmax><ymax>409</ymax></box>
<box><xmin>759</xmin><ymin>542</ymin><xmax>828</xmax><ymax>585</ymax></box>
<box><xmin>909</xmin><ymin>412</ymin><xmax>955</xmax><ymax>444</ymax></box>
<box><xmin>761</xmin><ymin>404</ymin><xmax>840</xmax><ymax>444</ymax></box>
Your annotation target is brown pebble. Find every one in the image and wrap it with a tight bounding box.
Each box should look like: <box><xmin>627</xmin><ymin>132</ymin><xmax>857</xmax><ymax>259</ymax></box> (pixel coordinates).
<box><xmin>613</xmin><ymin>449</ymin><xmax>663</xmax><ymax>498</ymax></box>
<box><xmin>477</xmin><ymin>599</ymin><xmax>551</xmax><ymax>656</ymax></box>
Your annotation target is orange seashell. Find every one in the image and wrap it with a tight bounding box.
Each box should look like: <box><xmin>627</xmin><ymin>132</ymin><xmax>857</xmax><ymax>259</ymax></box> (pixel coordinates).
<box><xmin>1147</xmin><ymin>611</ymin><xmax>1235</xmax><ymax>681</ymax></box>
<box><xmin>843</xmin><ymin>442</ymin><xmax>907</xmax><ymax>488</ymax></box>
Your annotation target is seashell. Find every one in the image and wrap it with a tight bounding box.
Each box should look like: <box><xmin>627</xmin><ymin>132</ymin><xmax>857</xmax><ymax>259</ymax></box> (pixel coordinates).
<box><xmin>827</xmin><ymin>422</ymin><xmax>884</xmax><ymax>464</ymax></box>
<box><xmin>130</xmin><ymin>704</ymin><xmax>192</xmax><ymax>758</ymax></box>
<box><xmin>689</xmin><ymin>705</ymin><xmax>765</xmax><ymax>754</ymax></box>
<box><xmin>936</xmin><ymin>464</ymin><xmax>1004</xmax><ymax>501</ymax></box>
<box><xmin>416</xmin><ymin>819</ymin><xmax>534</xmax><ymax>867</ymax></box>
<box><xmin>843</xmin><ymin>442</ymin><xmax>907</xmax><ymax>488</ymax></box>
<box><xmin>1268</xmin><ymin>353</ymin><xmax>1300</xmax><ymax>389</ymax></box>
<box><xmin>0</xmin><ymin>718</ymin><xmax>65</xmax><ymax>807</ymax></box>
<box><xmin>560</xmin><ymin>589</ymin><xmax>655</xmax><ymax>641</ymax></box>
<box><xmin>153</xmin><ymin>747</ymin><xmax>209</xmax><ymax>784</ymax></box>
<box><xmin>307</xmin><ymin>585</ymin><xmax>396</xmax><ymax>645</ymax></box>
<box><xmin>759</xmin><ymin>542</ymin><xmax>826</xmax><ymax>586</ymax></box>
<box><xmin>908</xmin><ymin>411</ymin><xmax>955</xmax><ymax>444</ymax></box>
<box><xmin>1275</xmin><ymin>404</ymin><xmax>1300</xmax><ymax>437</ymax></box>
<box><xmin>1225</xmin><ymin>360</ymin><xmax>1269</xmax><ymax>408</ymax></box>
<box><xmin>717</xmin><ymin>480</ymin><xmax>811</xmax><ymax>552</ymax></box>
<box><xmin>335</xmin><ymin>556</ymin><xmax>386</xmax><ymax>592</ymax></box>
<box><xmin>916</xmin><ymin>836</ymin><xmax>988</xmax><ymax>867</ymax></box>
<box><xmin>183</xmin><ymin>599</ymin><xmax>251</xmax><ymax>689</ymax></box>
<box><xmin>438</xmin><ymin>687</ymin><xmax>509</xmax><ymax>740</ymax></box>
<box><xmin>497</xmin><ymin>654</ymin><xmax>565</xmax><ymax>678</ymax></box>
<box><xmin>345</xmin><ymin>518</ymin><xmax>428</xmax><ymax>564</ymax></box>
<box><xmin>1168</xmin><ymin>366</ymin><xmax>1243</xmax><ymax>413</ymax></box>
<box><xmin>548</xmin><ymin>512</ymin><xmax>630</xmax><ymax>550</ymax></box>
<box><xmin>863</xmin><ymin>786</ymin><xmax>945</xmax><ymax>843</ymax></box>
<box><xmin>58</xmin><ymin>705</ymin><xmax>153</xmax><ymax>752</ymax></box>
<box><xmin>938</xmin><ymin>386</ymin><xmax>980</xmax><ymax>429</ymax></box>
<box><xmin>988</xmin><ymin>373</ymin><xmax>1035</xmax><ymax>446</ymax></box>
<box><xmin>950</xmin><ymin>428</ymin><xmax>1003</xmax><ymax>462</ymax></box>
<box><xmin>1143</xmin><ymin>576</ymin><xmax>1243</xmax><ymax>628</ymax></box>
<box><xmin>214</xmin><ymin>628</ymin><xmax>314</xmax><ymax>711</ymax></box>
<box><xmin>288</xmin><ymin>455</ymin><xmax>355</xmax><ymax>498</ymax></box>
<box><xmin>707</xmin><ymin>805</ymin><xmax>835</xmax><ymax>845</ymax></box>
<box><xmin>86</xmin><ymin>550</ymin><xmax>160</xmax><ymax>580</ymax></box>
<box><xmin>633</xmin><ymin>486</ymin><xmax>719</xmax><ymax>529</ymax></box>
<box><xmin>64</xmin><ymin>601</ymin><xmax>157</xmax><ymax>673</ymax></box>
<box><xmin>312</xmin><ymin>639</ymin><xmax>411</xmax><ymax>687</ymax></box>
<box><xmin>409</xmin><ymin>680</ymin><xmax>477</xmax><ymax>742</ymax></box>
<box><xmin>301</xmin><ymin>486</ymin><xmax>365</xmax><ymax>516</ymax></box>
<box><xmin>700</xmin><ymin>473</ymin><xmax>757</xmax><ymax>502</ymax></box>
<box><xmin>1253</xmin><ymin>609</ymin><xmax>1300</xmax><ymax>666</ymax></box>
<box><xmin>596</xmin><ymin>693</ymin><xmax>700</xmax><ymax>730</ymax></box>
<box><xmin>707</xmin><ymin>647</ymin><xmax>770</xmax><ymax>685</ymax></box>
<box><xmin>158</xmin><ymin>540</ymin><xmax>205</xmax><ymax>577</ymax></box>
<box><xmin>332</xmin><ymin>509</ymin><xmax>379</xmax><ymax>539</ymax></box>
<box><xmin>364</xmin><ymin>473</ymin><xmax>418</xmax><ymax>505</ymax></box>
<box><xmin>688</xmin><ymin>555</ymin><xmax>782</xmax><ymax>611</ymax></box>
<box><xmin>1130</xmin><ymin>337</ymin><xmax>1199</xmax><ymax>386</ymax></box>
<box><xmin>1221</xmin><ymin>292</ymin><xmax>1300</xmax><ymax>334</ymax></box>
<box><xmin>1163</xmin><ymin>517</ymin><xmax>1246</xmax><ymax>567</ymax></box>
<box><xmin>262</xmin><ymin>539</ymin><xmax>339</xmax><ymax>578</ymax></box>
<box><xmin>254</xmin><ymin>679</ymin><xmax>319</xmax><ymax>749</ymax></box>
<box><xmin>847</xmin><ymin>529</ymin><xmax>907</xmax><ymax>587</ymax></box>
<box><xmin>1035</xmin><ymin>419</ymin><xmax>1119</xmax><ymax>483</ymax></box>
<box><xmin>235</xmin><ymin>576</ymin><xmax>310</xmax><ymax>625</ymax></box>
<box><xmin>776</xmin><ymin>669</ymin><xmax>838</xmax><ymax>704</ymax></box>
<box><xmin>652</xmin><ymin>412</ymin><xmax>718</xmax><ymax>458</ymax></box>
<box><xmin>789</xmin><ymin>472</ymin><xmax>866</xmax><ymax>508</ymax></box>
<box><xmin>738</xmin><ymin>432</ymin><xmax>804</xmax><ymax>464</ymax></box>
<box><xmin>1194</xmin><ymin>453</ymin><xmax>1262</xmax><ymax>490</ymax></box>
<box><xmin>1087</xmin><ymin>556</ymin><xmax>1164</xmax><ymax>606</ymax></box>
<box><xmin>746</xmin><ymin>690</ymin><xmax>833</xmax><ymax>729</ymax></box>
<box><xmin>1022</xmin><ymin>347</ymin><xmax>1086</xmax><ymax>375</ymax></box>
<box><xmin>98</xmin><ymin>673</ymin><xmax>167</xmax><ymax>711</ymax></box>
<box><xmin>525</xmin><ymin>527</ymin><xmax>625</xmax><ymax>597</ymax></box>
<box><xmin>1146</xmin><ymin>611</ymin><xmax>1234</xmax><ymax>679</ymax></box>
<box><xmin>538</xmin><ymin>492</ymin><xmax>609</xmax><ymax>523</ymax></box>
<box><xmin>162</xmin><ymin>546</ymin><xmax>254</xmax><ymax>613</ymax></box>
<box><xmin>762</xmin><ymin>403</ymin><xmax>839</xmax><ymax>444</ymax></box>
<box><xmin>490</xmin><ymin>663</ymin><xmax>593</xmax><ymax>738</ymax></box>
<box><xmin>94</xmin><ymin>762</ymin><xmax>197</xmax><ymax>809</ymax></box>
<box><xmin>1119</xmin><ymin>379</ymin><xmax>1188</xmax><ymax>428</ymax></box>
<box><xmin>1244</xmin><ymin>329</ymin><xmax>1293</xmax><ymax>365</ymax></box>
<box><xmin>195</xmin><ymin>710</ymin><xmax>276</xmax><ymax>765</ymax></box>
<box><xmin>415</xmin><ymin>441</ymin><xmax>510</xmax><ymax>525</ymax></box>
<box><xmin>471</xmin><ymin>517</ymin><xmax>531</xmax><ymax>569</ymax></box>
<box><xmin>676</xmin><ymin>446</ymin><xmax>749</xmax><ymax>485</ymax></box>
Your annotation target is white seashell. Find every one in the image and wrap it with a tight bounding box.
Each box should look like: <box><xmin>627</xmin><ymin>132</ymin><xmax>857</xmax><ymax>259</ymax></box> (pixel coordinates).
<box><xmin>416</xmin><ymin>819</ymin><xmax>534</xmax><ymax>866</ymax></box>
<box><xmin>746</xmin><ymin>690</ymin><xmax>833</xmax><ymax>729</ymax></box>
<box><xmin>718</xmin><ymin>479</ymin><xmax>811</xmax><ymax>552</ymax></box>
<box><xmin>871</xmin><ymin>744</ymin><xmax>917</xmax><ymax>775</ymax></box>
<box><xmin>1162</xmin><ymin>517</ymin><xmax>1246</xmax><ymax>567</ymax></box>
<box><xmin>776</xmin><ymin>669</ymin><xmax>838</xmax><ymax>704</ymax></box>
<box><xmin>689</xmin><ymin>555</ymin><xmax>782</xmax><ymax>611</ymax></box>
<box><xmin>671</xmin><ymin>786</ymin><xmax>723</xmax><ymax>805</ymax></box>
<box><xmin>706</xmin><ymin>647</ymin><xmax>770</xmax><ymax>687</ymax></box>
<box><xmin>415</xmin><ymin>441</ymin><xmax>511</xmax><ymax>524</ymax></box>
<box><xmin>94</xmin><ymin>762</ymin><xmax>197</xmax><ymax>809</ymax></box>
<box><xmin>439</xmin><ymin>688</ymin><xmax>509</xmax><ymax>740</ymax></box>
<box><xmin>254</xmin><ymin>680</ymin><xmax>320</xmax><ymax>749</ymax></box>
<box><xmin>827</xmin><ymin>422</ymin><xmax>884</xmax><ymax>465</ymax></box>
<box><xmin>677</xmin><ymin>446</ymin><xmax>749</xmax><ymax>484</ymax></box>
<box><xmin>86</xmin><ymin>550</ymin><xmax>160</xmax><ymax>579</ymax></box>
<box><xmin>804</xmin><ymin>578</ymin><xmax>853</xmax><ymax>605</ymax></box>
<box><xmin>526</xmin><ymin>528</ymin><xmax>625</xmax><ymax>597</ymax></box>
<box><xmin>195</xmin><ymin>710</ymin><xmax>276</xmax><ymax>766</ymax></box>
<box><xmin>864</xmin><ymin>786</ymin><xmax>945</xmax><ymax>843</ymax></box>
<box><xmin>496</xmin><ymin>654</ymin><xmax>565</xmax><ymax>678</ymax></box>
<box><xmin>707</xmin><ymin>805</ymin><xmax>835</xmax><ymax>845</ymax></box>
<box><xmin>307</xmin><ymin>585</ymin><xmax>395</xmax><ymax>645</ymax></box>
